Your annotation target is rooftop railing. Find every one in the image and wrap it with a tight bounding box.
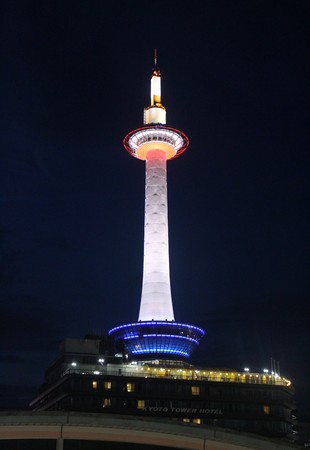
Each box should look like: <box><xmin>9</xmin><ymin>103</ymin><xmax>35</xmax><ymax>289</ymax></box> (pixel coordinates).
<box><xmin>61</xmin><ymin>363</ymin><xmax>292</xmax><ymax>388</ymax></box>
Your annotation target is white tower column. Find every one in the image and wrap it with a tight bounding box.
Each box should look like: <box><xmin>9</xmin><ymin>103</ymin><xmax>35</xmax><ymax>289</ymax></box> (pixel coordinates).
<box><xmin>138</xmin><ymin>149</ymin><xmax>175</xmax><ymax>321</ymax></box>
<box><xmin>109</xmin><ymin>58</ymin><xmax>204</xmax><ymax>359</ymax></box>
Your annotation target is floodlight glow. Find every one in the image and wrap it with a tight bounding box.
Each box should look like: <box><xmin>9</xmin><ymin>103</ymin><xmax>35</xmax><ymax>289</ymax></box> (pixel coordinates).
<box><xmin>151</xmin><ymin>72</ymin><xmax>161</xmax><ymax>105</ymax></box>
<box><xmin>144</xmin><ymin>334</ymin><xmax>199</xmax><ymax>344</ymax></box>
<box><xmin>123</xmin><ymin>335</ymin><xmax>139</xmax><ymax>340</ymax></box>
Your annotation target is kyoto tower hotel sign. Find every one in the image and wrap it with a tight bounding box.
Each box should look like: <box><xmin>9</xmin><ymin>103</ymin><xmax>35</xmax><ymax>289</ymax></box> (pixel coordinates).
<box><xmin>109</xmin><ymin>54</ymin><xmax>204</xmax><ymax>359</ymax></box>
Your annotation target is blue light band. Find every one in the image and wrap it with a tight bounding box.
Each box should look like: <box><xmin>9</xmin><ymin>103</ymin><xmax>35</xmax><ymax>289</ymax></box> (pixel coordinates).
<box><xmin>108</xmin><ymin>321</ymin><xmax>205</xmax><ymax>359</ymax></box>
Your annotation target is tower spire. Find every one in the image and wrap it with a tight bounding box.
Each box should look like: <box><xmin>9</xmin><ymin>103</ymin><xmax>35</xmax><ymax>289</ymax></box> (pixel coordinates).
<box><xmin>144</xmin><ymin>50</ymin><xmax>166</xmax><ymax>125</ymax></box>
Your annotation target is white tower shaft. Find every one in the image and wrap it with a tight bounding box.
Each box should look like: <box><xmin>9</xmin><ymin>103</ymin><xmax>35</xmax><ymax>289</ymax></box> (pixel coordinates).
<box><xmin>111</xmin><ymin>59</ymin><xmax>203</xmax><ymax>359</ymax></box>
<box><xmin>138</xmin><ymin>149</ymin><xmax>175</xmax><ymax>321</ymax></box>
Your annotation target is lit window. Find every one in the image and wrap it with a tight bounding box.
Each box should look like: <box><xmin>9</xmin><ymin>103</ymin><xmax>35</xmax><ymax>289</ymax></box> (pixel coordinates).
<box><xmin>127</xmin><ymin>383</ymin><xmax>135</xmax><ymax>392</ymax></box>
<box><xmin>137</xmin><ymin>400</ymin><xmax>145</xmax><ymax>409</ymax></box>
<box><xmin>193</xmin><ymin>418</ymin><xmax>201</xmax><ymax>424</ymax></box>
<box><xmin>263</xmin><ymin>405</ymin><xmax>270</xmax><ymax>415</ymax></box>
<box><xmin>183</xmin><ymin>418</ymin><xmax>190</xmax><ymax>423</ymax></box>
<box><xmin>103</xmin><ymin>398</ymin><xmax>111</xmax><ymax>408</ymax></box>
<box><xmin>104</xmin><ymin>381</ymin><xmax>112</xmax><ymax>390</ymax></box>
<box><xmin>191</xmin><ymin>386</ymin><xmax>200</xmax><ymax>395</ymax></box>
<box><xmin>92</xmin><ymin>381</ymin><xmax>97</xmax><ymax>389</ymax></box>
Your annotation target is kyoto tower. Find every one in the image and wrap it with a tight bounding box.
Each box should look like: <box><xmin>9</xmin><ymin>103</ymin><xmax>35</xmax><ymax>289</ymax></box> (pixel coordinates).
<box><xmin>109</xmin><ymin>52</ymin><xmax>204</xmax><ymax>359</ymax></box>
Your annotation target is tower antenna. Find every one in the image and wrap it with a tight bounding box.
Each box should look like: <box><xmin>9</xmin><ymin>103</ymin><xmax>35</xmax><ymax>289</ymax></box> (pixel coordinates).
<box><xmin>154</xmin><ymin>48</ymin><xmax>157</xmax><ymax>67</ymax></box>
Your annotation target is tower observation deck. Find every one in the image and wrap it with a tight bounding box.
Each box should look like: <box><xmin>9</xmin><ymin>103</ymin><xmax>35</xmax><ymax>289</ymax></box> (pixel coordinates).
<box><xmin>109</xmin><ymin>54</ymin><xmax>204</xmax><ymax>359</ymax></box>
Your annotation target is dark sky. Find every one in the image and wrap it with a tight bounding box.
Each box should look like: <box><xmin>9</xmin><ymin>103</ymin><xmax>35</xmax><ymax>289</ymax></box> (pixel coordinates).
<box><xmin>0</xmin><ymin>1</ymin><xmax>309</xmax><ymax>417</ymax></box>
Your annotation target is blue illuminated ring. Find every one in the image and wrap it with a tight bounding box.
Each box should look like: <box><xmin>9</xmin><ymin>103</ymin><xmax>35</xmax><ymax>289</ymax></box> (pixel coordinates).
<box><xmin>109</xmin><ymin>321</ymin><xmax>204</xmax><ymax>359</ymax></box>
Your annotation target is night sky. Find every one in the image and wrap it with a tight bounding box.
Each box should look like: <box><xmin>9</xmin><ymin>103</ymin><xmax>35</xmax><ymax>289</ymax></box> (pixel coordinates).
<box><xmin>0</xmin><ymin>1</ymin><xmax>309</xmax><ymax>417</ymax></box>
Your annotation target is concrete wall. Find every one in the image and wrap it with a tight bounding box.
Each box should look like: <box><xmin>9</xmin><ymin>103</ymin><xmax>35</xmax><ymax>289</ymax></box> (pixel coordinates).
<box><xmin>0</xmin><ymin>412</ymin><xmax>296</xmax><ymax>450</ymax></box>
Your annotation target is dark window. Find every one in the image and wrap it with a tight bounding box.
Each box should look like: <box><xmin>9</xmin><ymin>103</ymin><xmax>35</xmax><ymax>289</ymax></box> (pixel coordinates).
<box><xmin>0</xmin><ymin>440</ymin><xmax>55</xmax><ymax>450</ymax></box>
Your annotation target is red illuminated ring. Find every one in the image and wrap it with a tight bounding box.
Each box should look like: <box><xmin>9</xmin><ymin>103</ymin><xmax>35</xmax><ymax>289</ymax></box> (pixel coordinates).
<box><xmin>123</xmin><ymin>125</ymin><xmax>189</xmax><ymax>160</ymax></box>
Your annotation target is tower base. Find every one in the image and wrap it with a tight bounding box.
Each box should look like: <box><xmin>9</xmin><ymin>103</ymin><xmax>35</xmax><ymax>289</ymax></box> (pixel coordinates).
<box><xmin>108</xmin><ymin>321</ymin><xmax>204</xmax><ymax>359</ymax></box>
